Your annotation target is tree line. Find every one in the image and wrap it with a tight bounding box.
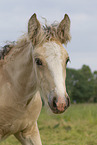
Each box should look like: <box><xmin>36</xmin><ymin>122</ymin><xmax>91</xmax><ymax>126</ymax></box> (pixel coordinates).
<box><xmin>66</xmin><ymin>65</ymin><xmax>97</xmax><ymax>103</ymax></box>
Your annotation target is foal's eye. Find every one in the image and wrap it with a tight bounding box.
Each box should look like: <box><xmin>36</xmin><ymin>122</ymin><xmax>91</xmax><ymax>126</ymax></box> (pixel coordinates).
<box><xmin>66</xmin><ymin>57</ymin><xmax>70</xmax><ymax>65</ymax></box>
<box><xmin>35</xmin><ymin>58</ymin><xmax>42</xmax><ymax>66</ymax></box>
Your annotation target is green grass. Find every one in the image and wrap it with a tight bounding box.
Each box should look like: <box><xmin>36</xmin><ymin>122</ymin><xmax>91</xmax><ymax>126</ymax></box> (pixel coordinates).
<box><xmin>1</xmin><ymin>104</ymin><xmax>97</xmax><ymax>145</ymax></box>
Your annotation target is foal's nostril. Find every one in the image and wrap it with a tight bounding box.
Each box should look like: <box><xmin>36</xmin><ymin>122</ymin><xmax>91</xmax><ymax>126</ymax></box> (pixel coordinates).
<box><xmin>53</xmin><ymin>97</ymin><xmax>57</xmax><ymax>108</ymax></box>
<box><xmin>67</xmin><ymin>97</ymin><xmax>70</xmax><ymax>107</ymax></box>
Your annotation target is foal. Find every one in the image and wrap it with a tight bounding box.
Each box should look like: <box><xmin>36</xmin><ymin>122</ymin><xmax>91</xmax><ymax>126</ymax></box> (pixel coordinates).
<box><xmin>0</xmin><ymin>13</ymin><xmax>71</xmax><ymax>145</ymax></box>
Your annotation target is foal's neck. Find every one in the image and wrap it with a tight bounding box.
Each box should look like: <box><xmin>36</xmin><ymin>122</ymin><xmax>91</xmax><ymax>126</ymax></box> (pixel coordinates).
<box><xmin>4</xmin><ymin>42</ymin><xmax>38</xmax><ymax>103</ymax></box>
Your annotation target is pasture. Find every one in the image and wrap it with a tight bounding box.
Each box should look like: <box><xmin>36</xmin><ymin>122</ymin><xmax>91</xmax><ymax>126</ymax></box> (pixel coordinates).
<box><xmin>1</xmin><ymin>104</ymin><xmax>97</xmax><ymax>145</ymax></box>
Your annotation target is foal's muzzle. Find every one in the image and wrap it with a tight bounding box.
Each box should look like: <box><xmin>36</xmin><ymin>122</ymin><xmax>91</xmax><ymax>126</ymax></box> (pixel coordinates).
<box><xmin>48</xmin><ymin>94</ymin><xmax>70</xmax><ymax>114</ymax></box>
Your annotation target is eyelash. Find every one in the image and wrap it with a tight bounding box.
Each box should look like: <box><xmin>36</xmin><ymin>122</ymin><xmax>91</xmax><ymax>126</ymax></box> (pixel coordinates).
<box><xmin>66</xmin><ymin>57</ymin><xmax>70</xmax><ymax>65</ymax></box>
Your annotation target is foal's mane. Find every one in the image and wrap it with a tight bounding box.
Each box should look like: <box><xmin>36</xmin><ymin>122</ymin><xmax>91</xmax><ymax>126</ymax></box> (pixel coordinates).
<box><xmin>0</xmin><ymin>36</ymin><xmax>29</xmax><ymax>66</ymax></box>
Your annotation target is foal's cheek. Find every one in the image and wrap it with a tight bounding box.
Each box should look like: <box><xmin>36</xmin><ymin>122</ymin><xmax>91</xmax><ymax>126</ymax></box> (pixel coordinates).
<box><xmin>37</xmin><ymin>69</ymin><xmax>45</xmax><ymax>84</ymax></box>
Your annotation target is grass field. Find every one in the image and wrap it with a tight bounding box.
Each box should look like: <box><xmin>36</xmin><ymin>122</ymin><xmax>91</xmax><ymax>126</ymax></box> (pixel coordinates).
<box><xmin>1</xmin><ymin>104</ymin><xmax>97</xmax><ymax>145</ymax></box>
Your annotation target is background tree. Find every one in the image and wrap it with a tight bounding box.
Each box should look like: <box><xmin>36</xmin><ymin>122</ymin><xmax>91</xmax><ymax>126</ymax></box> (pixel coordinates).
<box><xmin>66</xmin><ymin>65</ymin><xmax>97</xmax><ymax>103</ymax></box>
<box><xmin>93</xmin><ymin>71</ymin><xmax>97</xmax><ymax>102</ymax></box>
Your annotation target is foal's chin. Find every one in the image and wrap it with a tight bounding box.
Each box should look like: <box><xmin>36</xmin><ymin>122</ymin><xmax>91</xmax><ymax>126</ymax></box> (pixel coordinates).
<box><xmin>51</xmin><ymin>109</ymin><xmax>66</xmax><ymax>114</ymax></box>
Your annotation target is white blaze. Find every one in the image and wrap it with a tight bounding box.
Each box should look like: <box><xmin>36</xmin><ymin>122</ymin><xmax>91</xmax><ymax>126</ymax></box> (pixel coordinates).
<box><xmin>44</xmin><ymin>41</ymin><xmax>65</xmax><ymax>96</ymax></box>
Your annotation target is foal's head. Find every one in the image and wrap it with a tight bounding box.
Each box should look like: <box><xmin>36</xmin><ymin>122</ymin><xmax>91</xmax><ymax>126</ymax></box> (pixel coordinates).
<box><xmin>28</xmin><ymin>14</ymin><xmax>71</xmax><ymax>114</ymax></box>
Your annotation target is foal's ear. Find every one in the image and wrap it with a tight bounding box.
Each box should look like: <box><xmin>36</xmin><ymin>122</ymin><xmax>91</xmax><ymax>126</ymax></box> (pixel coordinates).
<box><xmin>57</xmin><ymin>14</ymin><xmax>71</xmax><ymax>45</ymax></box>
<box><xmin>28</xmin><ymin>13</ymin><xmax>41</xmax><ymax>45</ymax></box>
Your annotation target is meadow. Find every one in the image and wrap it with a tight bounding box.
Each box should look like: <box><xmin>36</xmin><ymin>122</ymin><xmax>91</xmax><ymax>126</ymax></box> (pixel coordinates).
<box><xmin>1</xmin><ymin>104</ymin><xmax>97</xmax><ymax>145</ymax></box>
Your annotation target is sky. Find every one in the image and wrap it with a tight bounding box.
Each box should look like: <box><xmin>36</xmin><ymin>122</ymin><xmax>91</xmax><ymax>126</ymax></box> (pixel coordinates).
<box><xmin>0</xmin><ymin>0</ymin><xmax>97</xmax><ymax>72</ymax></box>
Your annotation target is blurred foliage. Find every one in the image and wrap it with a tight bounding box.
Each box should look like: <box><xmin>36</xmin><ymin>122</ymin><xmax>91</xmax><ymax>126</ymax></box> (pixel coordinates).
<box><xmin>66</xmin><ymin>65</ymin><xmax>97</xmax><ymax>103</ymax></box>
